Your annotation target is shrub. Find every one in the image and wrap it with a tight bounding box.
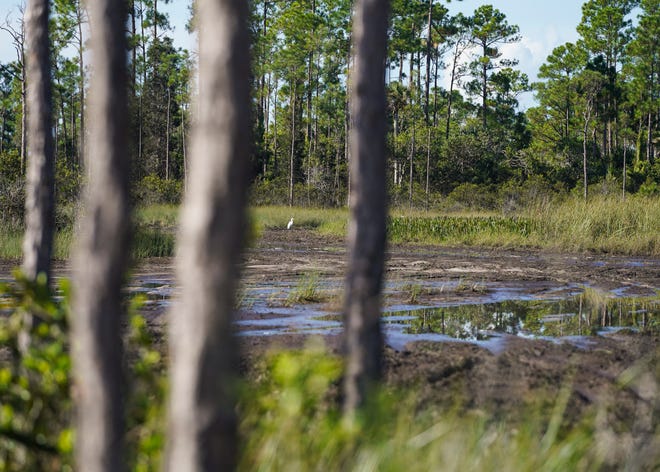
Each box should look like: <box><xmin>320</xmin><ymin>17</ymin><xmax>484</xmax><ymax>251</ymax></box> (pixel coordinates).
<box><xmin>134</xmin><ymin>175</ymin><xmax>183</xmax><ymax>205</ymax></box>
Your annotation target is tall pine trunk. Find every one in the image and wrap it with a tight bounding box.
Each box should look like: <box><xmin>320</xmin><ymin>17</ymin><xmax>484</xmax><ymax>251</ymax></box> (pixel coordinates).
<box><xmin>165</xmin><ymin>0</ymin><xmax>251</xmax><ymax>468</ymax></box>
<box><xmin>23</xmin><ymin>0</ymin><xmax>55</xmax><ymax>284</ymax></box>
<box><xmin>343</xmin><ymin>0</ymin><xmax>390</xmax><ymax>413</ymax></box>
<box><xmin>71</xmin><ymin>0</ymin><xmax>131</xmax><ymax>469</ymax></box>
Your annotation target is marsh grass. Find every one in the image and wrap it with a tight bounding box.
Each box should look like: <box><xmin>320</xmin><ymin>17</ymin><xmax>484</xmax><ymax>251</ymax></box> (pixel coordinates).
<box><xmin>285</xmin><ymin>273</ymin><xmax>327</xmax><ymax>305</ymax></box>
<box><xmin>250</xmin><ymin>206</ymin><xmax>348</xmax><ymax>235</ymax></box>
<box><xmin>1</xmin><ymin>196</ymin><xmax>659</xmax><ymax>259</ymax></box>
<box><xmin>528</xmin><ymin>195</ymin><xmax>660</xmax><ymax>255</ymax></box>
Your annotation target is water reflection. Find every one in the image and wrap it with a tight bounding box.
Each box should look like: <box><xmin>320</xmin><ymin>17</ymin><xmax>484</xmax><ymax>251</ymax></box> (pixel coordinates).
<box><xmin>386</xmin><ymin>297</ymin><xmax>659</xmax><ymax>340</ymax></box>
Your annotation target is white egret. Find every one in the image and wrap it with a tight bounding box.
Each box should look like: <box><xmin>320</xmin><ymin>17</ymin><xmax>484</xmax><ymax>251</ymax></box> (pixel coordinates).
<box><xmin>287</xmin><ymin>217</ymin><xmax>294</xmax><ymax>229</ymax></box>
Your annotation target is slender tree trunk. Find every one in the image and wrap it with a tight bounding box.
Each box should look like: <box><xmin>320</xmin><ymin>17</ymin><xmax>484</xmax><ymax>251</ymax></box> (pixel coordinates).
<box><xmin>21</xmin><ymin>64</ymin><xmax>27</xmax><ymax>173</ymax></box>
<box><xmin>446</xmin><ymin>39</ymin><xmax>461</xmax><ymax>140</ymax></box>
<box><xmin>425</xmin><ymin>127</ymin><xmax>430</xmax><ymax>210</ymax></box>
<box><xmin>166</xmin><ymin>0</ymin><xmax>251</xmax><ymax>468</ymax></box>
<box><xmin>481</xmin><ymin>43</ymin><xmax>487</xmax><ymax>129</ymax></box>
<box><xmin>424</xmin><ymin>0</ymin><xmax>432</xmax><ymax>123</ymax></box>
<box><xmin>583</xmin><ymin>106</ymin><xmax>591</xmax><ymax>201</ymax></box>
<box><xmin>23</xmin><ymin>0</ymin><xmax>55</xmax><ymax>284</ymax></box>
<box><xmin>166</xmin><ymin>87</ymin><xmax>170</xmax><ymax>179</ymax></box>
<box><xmin>77</xmin><ymin>13</ymin><xmax>85</xmax><ymax>170</ymax></box>
<box><xmin>409</xmin><ymin>120</ymin><xmax>415</xmax><ymax>209</ymax></box>
<box><xmin>272</xmin><ymin>75</ymin><xmax>278</xmax><ymax>172</ymax></box>
<box><xmin>153</xmin><ymin>0</ymin><xmax>158</xmax><ymax>41</ymax></box>
<box><xmin>622</xmin><ymin>138</ymin><xmax>626</xmax><ymax>201</ymax></box>
<box><xmin>343</xmin><ymin>0</ymin><xmax>390</xmax><ymax>414</ymax></box>
<box><xmin>182</xmin><ymin>104</ymin><xmax>187</xmax><ymax>190</ymax></box>
<box><xmin>0</xmin><ymin>111</ymin><xmax>4</xmax><ymax>153</ymax></box>
<box><xmin>648</xmin><ymin>112</ymin><xmax>653</xmax><ymax>162</ymax></box>
<box><xmin>72</xmin><ymin>0</ymin><xmax>131</xmax><ymax>470</ymax></box>
<box><xmin>289</xmin><ymin>83</ymin><xmax>296</xmax><ymax>207</ymax></box>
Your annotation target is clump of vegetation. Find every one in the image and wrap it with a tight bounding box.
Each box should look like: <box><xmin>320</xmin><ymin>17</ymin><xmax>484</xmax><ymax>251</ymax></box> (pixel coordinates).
<box><xmin>286</xmin><ymin>273</ymin><xmax>327</xmax><ymax>306</ymax></box>
<box><xmin>0</xmin><ymin>274</ymin><xmax>166</xmax><ymax>471</ymax></box>
<box><xmin>0</xmin><ymin>272</ymin><xmax>73</xmax><ymax>470</ymax></box>
<box><xmin>388</xmin><ymin>214</ymin><xmax>535</xmax><ymax>246</ymax></box>
<box><xmin>530</xmin><ymin>195</ymin><xmax>660</xmax><ymax>255</ymax></box>
<box><xmin>402</xmin><ymin>283</ymin><xmax>424</xmax><ymax>303</ymax></box>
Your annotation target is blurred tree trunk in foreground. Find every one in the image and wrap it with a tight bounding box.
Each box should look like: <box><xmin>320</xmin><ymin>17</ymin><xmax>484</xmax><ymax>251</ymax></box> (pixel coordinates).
<box><xmin>343</xmin><ymin>0</ymin><xmax>390</xmax><ymax>413</ymax></box>
<box><xmin>22</xmin><ymin>0</ymin><xmax>54</xmax><ymax>284</ymax></box>
<box><xmin>165</xmin><ymin>0</ymin><xmax>251</xmax><ymax>469</ymax></box>
<box><xmin>71</xmin><ymin>0</ymin><xmax>131</xmax><ymax>470</ymax></box>
<box><xmin>20</xmin><ymin>0</ymin><xmax>55</xmax><ymax>352</ymax></box>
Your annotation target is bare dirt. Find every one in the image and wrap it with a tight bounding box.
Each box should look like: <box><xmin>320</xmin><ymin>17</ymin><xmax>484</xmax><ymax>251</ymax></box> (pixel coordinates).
<box><xmin>234</xmin><ymin>228</ymin><xmax>659</xmax><ymax>465</ymax></box>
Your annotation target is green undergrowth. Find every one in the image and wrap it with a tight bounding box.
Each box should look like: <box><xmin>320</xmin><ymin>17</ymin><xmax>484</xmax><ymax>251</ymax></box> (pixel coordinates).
<box><xmin>239</xmin><ymin>340</ymin><xmax>658</xmax><ymax>471</ymax></box>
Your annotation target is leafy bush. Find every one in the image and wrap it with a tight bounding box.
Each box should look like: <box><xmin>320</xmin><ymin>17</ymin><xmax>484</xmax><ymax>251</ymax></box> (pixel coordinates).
<box><xmin>0</xmin><ymin>274</ymin><xmax>166</xmax><ymax>471</ymax></box>
<box><xmin>0</xmin><ymin>272</ymin><xmax>73</xmax><ymax>471</ymax></box>
<box><xmin>447</xmin><ymin>183</ymin><xmax>498</xmax><ymax>211</ymax></box>
<box><xmin>134</xmin><ymin>175</ymin><xmax>182</xmax><ymax>205</ymax></box>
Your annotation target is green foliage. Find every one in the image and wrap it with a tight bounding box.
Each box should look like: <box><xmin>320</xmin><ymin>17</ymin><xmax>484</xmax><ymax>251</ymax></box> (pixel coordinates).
<box><xmin>388</xmin><ymin>215</ymin><xmax>535</xmax><ymax>245</ymax></box>
<box><xmin>286</xmin><ymin>273</ymin><xmax>326</xmax><ymax>305</ymax></box>
<box><xmin>134</xmin><ymin>175</ymin><xmax>183</xmax><ymax>205</ymax></box>
<box><xmin>0</xmin><ymin>274</ymin><xmax>166</xmax><ymax>471</ymax></box>
<box><xmin>0</xmin><ymin>271</ymin><xmax>73</xmax><ymax>471</ymax></box>
<box><xmin>238</xmin><ymin>342</ymin><xmax>632</xmax><ymax>471</ymax></box>
<box><xmin>532</xmin><ymin>194</ymin><xmax>660</xmax><ymax>254</ymax></box>
<box><xmin>0</xmin><ymin>151</ymin><xmax>24</xmax><ymax>229</ymax></box>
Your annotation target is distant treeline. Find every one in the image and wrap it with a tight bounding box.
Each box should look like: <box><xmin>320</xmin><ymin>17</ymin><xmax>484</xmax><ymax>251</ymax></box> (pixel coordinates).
<box><xmin>0</xmin><ymin>0</ymin><xmax>658</xmax><ymax>216</ymax></box>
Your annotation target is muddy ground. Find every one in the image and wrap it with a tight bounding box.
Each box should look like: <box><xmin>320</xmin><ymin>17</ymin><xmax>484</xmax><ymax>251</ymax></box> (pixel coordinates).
<box><xmin>2</xmin><ymin>228</ymin><xmax>659</xmax><ymax>464</ymax></box>
<box><xmin>234</xmin><ymin>229</ymin><xmax>659</xmax><ymax>466</ymax></box>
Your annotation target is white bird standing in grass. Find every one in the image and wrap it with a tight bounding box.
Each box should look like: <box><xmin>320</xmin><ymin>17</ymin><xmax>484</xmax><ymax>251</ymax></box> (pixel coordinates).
<box><xmin>287</xmin><ymin>217</ymin><xmax>294</xmax><ymax>229</ymax></box>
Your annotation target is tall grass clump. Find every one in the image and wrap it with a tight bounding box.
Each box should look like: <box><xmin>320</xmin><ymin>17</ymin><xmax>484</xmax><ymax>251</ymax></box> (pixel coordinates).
<box><xmin>387</xmin><ymin>215</ymin><xmax>535</xmax><ymax>247</ymax></box>
<box><xmin>0</xmin><ymin>228</ymin><xmax>23</xmax><ymax>260</ymax></box>
<box><xmin>135</xmin><ymin>204</ymin><xmax>179</xmax><ymax>227</ymax></box>
<box><xmin>250</xmin><ymin>206</ymin><xmax>348</xmax><ymax>236</ymax></box>
<box><xmin>530</xmin><ymin>195</ymin><xmax>660</xmax><ymax>255</ymax></box>
<box><xmin>285</xmin><ymin>272</ymin><xmax>327</xmax><ymax>305</ymax></box>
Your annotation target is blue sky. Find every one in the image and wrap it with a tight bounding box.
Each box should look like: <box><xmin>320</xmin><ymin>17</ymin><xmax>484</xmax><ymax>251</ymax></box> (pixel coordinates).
<box><xmin>0</xmin><ymin>0</ymin><xmax>586</xmax><ymax>108</ymax></box>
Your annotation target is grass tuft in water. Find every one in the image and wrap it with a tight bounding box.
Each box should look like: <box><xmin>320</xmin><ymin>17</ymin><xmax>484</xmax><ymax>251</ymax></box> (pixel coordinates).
<box><xmin>286</xmin><ymin>273</ymin><xmax>327</xmax><ymax>306</ymax></box>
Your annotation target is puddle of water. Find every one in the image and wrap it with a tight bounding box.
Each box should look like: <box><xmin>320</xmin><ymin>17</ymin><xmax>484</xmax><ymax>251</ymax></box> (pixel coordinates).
<box><xmin>384</xmin><ymin>297</ymin><xmax>659</xmax><ymax>341</ymax></box>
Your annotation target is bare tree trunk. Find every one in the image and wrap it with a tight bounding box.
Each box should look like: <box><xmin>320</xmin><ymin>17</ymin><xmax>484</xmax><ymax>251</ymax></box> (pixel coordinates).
<box><xmin>2</xmin><ymin>14</ymin><xmax>27</xmax><ymax>172</ymax></box>
<box><xmin>343</xmin><ymin>0</ymin><xmax>390</xmax><ymax>414</ymax></box>
<box><xmin>166</xmin><ymin>0</ymin><xmax>251</xmax><ymax>468</ymax></box>
<box><xmin>21</xmin><ymin>65</ymin><xmax>27</xmax><ymax>173</ymax></box>
<box><xmin>71</xmin><ymin>0</ymin><xmax>131</xmax><ymax>469</ymax></box>
<box><xmin>583</xmin><ymin>107</ymin><xmax>591</xmax><ymax>201</ymax></box>
<box><xmin>622</xmin><ymin>138</ymin><xmax>626</xmax><ymax>201</ymax></box>
<box><xmin>23</xmin><ymin>0</ymin><xmax>55</xmax><ymax>284</ymax></box>
<box><xmin>78</xmin><ymin>10</ymin><xmax>85</xmax><ymax>170</ymax></box>
<box><xmin>409</xmin><ymin>120</ymin><xmax>415</xmax><ymax>208</ymax></box>
<box><xmin>425</xmin><ymin>127</ymin><xmax>430</xmax><ymax>210</ymax></box>
<box><xmin>289</xmin><ymin>83</ymin><xmax>296</xmax><ymax>207</ymax></box>
<box><xmin>165</xmin><ymin>87</ymin><xmax>170</xmax><ymax>179</ymax></box>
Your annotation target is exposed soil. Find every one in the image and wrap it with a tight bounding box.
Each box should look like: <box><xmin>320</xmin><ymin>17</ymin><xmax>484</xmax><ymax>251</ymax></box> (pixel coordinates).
<box><xmin>235</xmin><ymin>229</ymin><xmax>659</xmax><ymax>466</ymax></box>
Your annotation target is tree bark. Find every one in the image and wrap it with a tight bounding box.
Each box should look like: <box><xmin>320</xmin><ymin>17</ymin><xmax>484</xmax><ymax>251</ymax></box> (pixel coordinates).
<box><xmin>22</xmin><ymin>0</ymin><xmax>55</xmax><ymax>284</ymax></box>
<box><xmin>289</xmin><ymin>83</ymin><xmax>296</xmax><ymax>207</ymax></box>
<box><xmin>165</xmin><ymin>0</ymin><xmax>251</xmax><ymax>469</ymax></box>
<box><xmin>71</xmin><ymin>0</ymin><xmax>131</xmax><ymax>470</ymax></box>
<box><xmin>343</xmin><ymin>0</ymin><xmax>390</xmax><ymax>413</ymax></box>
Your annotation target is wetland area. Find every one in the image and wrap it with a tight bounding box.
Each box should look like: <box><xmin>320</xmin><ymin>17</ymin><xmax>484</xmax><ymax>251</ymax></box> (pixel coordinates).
<box><xmin>1</xmin><ymin>228</ymin><xmax>658</xmax><ymax>465</ymax></box>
